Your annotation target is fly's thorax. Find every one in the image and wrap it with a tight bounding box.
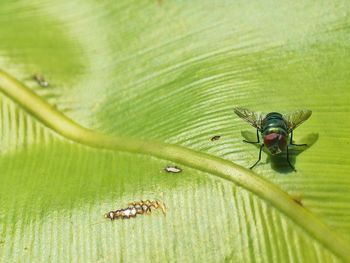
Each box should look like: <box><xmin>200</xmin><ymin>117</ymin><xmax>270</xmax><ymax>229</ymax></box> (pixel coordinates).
<box><xmin>261</xmin><ymin>112</ymin><xmax>288</xmax><ymax>133</ymax></box>
<box><xmin>261</xmin><ymin>112</ymin><xmax>288</xmax><ymax>155</ymax></box>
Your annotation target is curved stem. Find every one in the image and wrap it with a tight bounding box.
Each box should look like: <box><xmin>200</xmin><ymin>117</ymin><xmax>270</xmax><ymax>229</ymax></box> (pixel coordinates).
<box><xmin>0</xmin><ymin>70</ymin><xmax>349</xmax><ymax>261</ymax></box>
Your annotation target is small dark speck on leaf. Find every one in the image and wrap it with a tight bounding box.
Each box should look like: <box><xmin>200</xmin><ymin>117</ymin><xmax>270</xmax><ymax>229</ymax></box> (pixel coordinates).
<box><xmin>211</xmin><ymin>135</ymin><xmax>221</xmax><ymax>141</ymax></box>
<box><xmin>165</xmin><ymin>165</ymin><xmax>182</xmax><ymax>173</ymax></box>
<box><xmin>33</xmin><ymin>73</ymin><xmax>49</xmax><ymax>87</ymax></box>
<box><xmin>292</xmin><ymin>196</ymin><xmax>303</xmax><ymax>206</ymax></box>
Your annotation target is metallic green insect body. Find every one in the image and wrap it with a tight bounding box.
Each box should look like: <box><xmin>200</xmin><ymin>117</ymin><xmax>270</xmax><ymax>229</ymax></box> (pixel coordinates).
<box><xmin>234</xmin><ymin>107</ymin><xmax>312</xmax><ymax>171</ymax></box>
<box><xmin>261</xmin><ymin>112</ymin><xmax>288</xmax><ymax>155</ymax></box>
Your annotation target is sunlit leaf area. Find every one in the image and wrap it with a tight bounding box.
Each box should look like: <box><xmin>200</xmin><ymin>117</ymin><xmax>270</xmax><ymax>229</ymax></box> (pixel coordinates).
<box><xmin>1</xmin><ymin>1</ymin><xmax>350</xmax><ymax>262</ymax></box>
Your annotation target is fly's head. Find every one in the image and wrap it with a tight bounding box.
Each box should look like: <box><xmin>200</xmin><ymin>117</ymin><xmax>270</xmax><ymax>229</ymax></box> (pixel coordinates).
<box><xmin>263</xmin><ymin>132</ymin><xmax>287</xmax><ymax>155</ymax></box>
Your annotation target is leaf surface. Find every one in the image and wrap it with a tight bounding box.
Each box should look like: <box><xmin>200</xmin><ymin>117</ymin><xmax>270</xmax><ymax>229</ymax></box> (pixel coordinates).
<box><xmin>0</xmin><ymin>1</ymin><xmax>350</xmax><ymax>262</ymax></box>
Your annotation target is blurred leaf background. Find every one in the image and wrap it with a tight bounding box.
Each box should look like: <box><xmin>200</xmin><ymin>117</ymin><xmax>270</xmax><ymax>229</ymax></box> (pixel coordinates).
<box><xmin>0</xmin><ymin>0</ymin><xmax>350</xmax><ymax>262</ymax></box>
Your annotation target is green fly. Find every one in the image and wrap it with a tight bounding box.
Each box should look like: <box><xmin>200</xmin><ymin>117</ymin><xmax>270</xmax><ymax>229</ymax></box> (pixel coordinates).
<box><xmin>234</xmin><ymin>107</ymin><xmax>312</xmax><ymax>170</ymax></box>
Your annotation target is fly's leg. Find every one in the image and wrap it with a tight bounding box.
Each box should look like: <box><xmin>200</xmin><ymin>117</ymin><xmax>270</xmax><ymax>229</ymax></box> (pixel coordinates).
<box><xmin>243</xmin><ymin>129</ymin><xmax>260</xmax><ymax>144</ymax></box>
<box><xmin>250</xmin><ymin>144</ymin><xmax>264</xmax><ymax>169</ymax></box>
<box><xmin>289</xmin><ymin>130</ymin><xmax>307</xmax><ymax>146</ymax></box>
<box><xmin>286</xmin><ymin>145</ymin><xmax>296</xmax><ymax>171</ymax></box>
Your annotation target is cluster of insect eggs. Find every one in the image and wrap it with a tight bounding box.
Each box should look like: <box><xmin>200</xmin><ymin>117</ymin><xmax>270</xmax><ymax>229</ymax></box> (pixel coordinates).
<box><xmin>105</xmin><ymin>200</ymin><xmax>166</xmax><ymax>220</ymax></box>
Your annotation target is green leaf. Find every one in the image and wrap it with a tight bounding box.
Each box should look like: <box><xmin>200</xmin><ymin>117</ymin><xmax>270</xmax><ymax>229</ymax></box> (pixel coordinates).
<box><xmin>1</xmin><ymin>1</ymin><xmax>350</xmax><ymax>262</ymax></box>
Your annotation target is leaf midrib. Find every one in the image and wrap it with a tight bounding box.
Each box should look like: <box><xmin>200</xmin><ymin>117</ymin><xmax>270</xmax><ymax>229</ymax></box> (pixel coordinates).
<box><xmin>0</xmin><ymin>69</ymin><xmax>349</xmax><ymax>261</ymax></box>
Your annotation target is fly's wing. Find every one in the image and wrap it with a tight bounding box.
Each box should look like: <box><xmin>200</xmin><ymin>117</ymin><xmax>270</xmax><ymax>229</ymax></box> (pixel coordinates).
<box><xmin>234</xmin><ymin>107</ymin><xmax>264</xmax><ymax>130</ymax></box>
<box><xmin>284</xmin><ymin>110</ymin><xmax>312</xmax><ymax>132</ymax></box>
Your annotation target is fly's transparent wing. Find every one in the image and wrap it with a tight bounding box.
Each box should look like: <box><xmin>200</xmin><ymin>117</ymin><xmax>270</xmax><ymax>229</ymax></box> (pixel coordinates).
<box><xmin>234</xmin><ymin>107</ymin><xmax>265</xmax><ymax>130</ymax></box>
<box><xmin>284</xmin><ymin>109</ymin><xmax>312</xmax><ymax>132</ymax></box>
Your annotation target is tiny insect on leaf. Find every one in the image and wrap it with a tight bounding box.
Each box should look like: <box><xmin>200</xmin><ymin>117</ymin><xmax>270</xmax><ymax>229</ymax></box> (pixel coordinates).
<box><xmin>211</xmin><ymin>135</ymin><xmax>221</xmax><ymax>141</ymax></box>
<box><xmin>33</xmin><ymin>74</ymin><xmax>49</xmax><ymax>87</ymax></box>
<box><xmin>164</xmin><ymin>165</ymin><xmax>182</xmax><ymax>173</ymax></box>
<box><xmin>105</xmin><ymin>200</ymin><xmax>166</xmax><ymax>220</ymax></box>
<box><xmin>234</xmin><ymin>107</ymin><xmax>312</xmax><ymax>170</ymax></box>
